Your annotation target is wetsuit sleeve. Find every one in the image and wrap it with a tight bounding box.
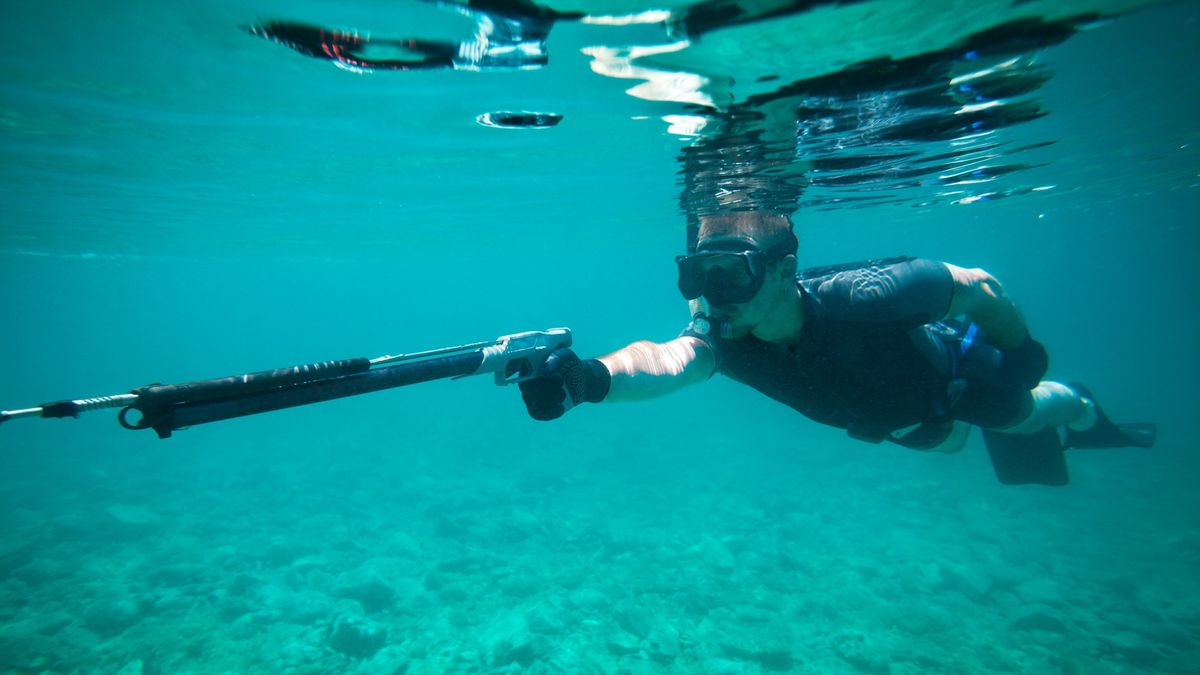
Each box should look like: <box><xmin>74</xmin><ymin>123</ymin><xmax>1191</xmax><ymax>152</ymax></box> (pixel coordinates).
<box><xmin>806</xmin><ymin>258</ymin><xmax>953</xmax><ymax>326</ymax></box>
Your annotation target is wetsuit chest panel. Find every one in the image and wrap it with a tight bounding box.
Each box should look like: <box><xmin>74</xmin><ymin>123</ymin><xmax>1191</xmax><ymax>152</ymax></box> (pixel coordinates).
<box><xmin>705</xmin><ymin>258</ymin><xmax>954</xmax><ymax>436</ymax></box>
<box><xmin>719</xmin><ymin>314</ymin><xmax>941</xmax><ymax>434</ymax></box>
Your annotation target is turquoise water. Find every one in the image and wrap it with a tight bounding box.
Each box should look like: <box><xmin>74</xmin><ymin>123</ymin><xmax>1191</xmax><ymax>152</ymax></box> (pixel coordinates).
<box><xmin>2</xmin><ymin>1</ymin><xmax>1199</xmax><ymax>673</ymax></box>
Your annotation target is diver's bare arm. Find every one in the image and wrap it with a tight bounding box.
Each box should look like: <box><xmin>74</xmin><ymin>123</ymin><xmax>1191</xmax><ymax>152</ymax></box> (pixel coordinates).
<box><xmin>943</xmin><ymin>263</ymin><xmax>1029</xmax><ymax>349</ymax></box>
<box><xmin>597</xmin><ymin>337</ymin><xmax>716</xmax><ymax>401</ymax></box>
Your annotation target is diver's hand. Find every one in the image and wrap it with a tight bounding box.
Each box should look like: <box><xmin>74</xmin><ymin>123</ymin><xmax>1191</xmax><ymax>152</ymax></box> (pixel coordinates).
<box><xmin>1002</xmin><ymin>334</ymin><xmax>1048</xmax><ymax>390</ymax></box>
<box><xmin>519</xmin><ymin>348</ymin><xmax>611</xmax><ymax>421</ymax></box>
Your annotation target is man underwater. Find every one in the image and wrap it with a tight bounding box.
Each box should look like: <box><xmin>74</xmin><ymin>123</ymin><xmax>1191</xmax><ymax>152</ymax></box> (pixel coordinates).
<box><xmin>518</xmin><ymin>211</ymin><xmax>1156</xmax><ymax>486</ymax></box>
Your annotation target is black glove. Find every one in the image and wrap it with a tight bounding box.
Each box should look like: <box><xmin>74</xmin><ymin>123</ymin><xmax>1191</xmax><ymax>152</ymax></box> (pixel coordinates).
<box><xmin>519</xmin><ymin>348</ymin><xmax>611</xmax><ymax>421</ymax></box>
<box><xmin>1001</xmin><ymin>334</ymin><xmax>1048</xmax><ymax>390</ymax></box>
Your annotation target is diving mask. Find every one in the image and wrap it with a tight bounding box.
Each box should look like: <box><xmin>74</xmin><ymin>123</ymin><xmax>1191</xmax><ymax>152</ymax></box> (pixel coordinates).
<box><xmin>675</xmin><ymin>235</ymin><xmax>795</xmax><ymax>306</ymax></box>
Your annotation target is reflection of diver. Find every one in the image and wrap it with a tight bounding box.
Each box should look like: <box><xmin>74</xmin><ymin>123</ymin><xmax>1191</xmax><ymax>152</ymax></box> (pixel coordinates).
<box><xmin>678</xmin><ymin>14</ymin><xmax>1087</xmax><ymax>214</ymax></box>
<box><xmin>248</xmin><ymin>1</ymin><xmax>1091</xmax><ymax>182</ymax></box>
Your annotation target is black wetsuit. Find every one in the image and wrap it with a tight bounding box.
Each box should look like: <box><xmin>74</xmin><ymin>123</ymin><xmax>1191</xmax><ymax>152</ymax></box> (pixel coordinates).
<box><xmin>686</xmin><ymin>257</ymin><xmax>1027</xmax><ymax>447</ymax></box>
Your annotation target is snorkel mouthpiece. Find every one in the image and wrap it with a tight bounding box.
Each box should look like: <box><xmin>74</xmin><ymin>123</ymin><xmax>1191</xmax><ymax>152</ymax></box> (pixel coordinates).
<box><xmin>689</xmin><ymin>311</ymin><xmax>733</xmax><ymax>338</ymax></box>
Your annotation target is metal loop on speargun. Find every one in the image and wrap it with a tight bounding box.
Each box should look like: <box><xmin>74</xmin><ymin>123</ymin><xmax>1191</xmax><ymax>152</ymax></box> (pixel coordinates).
<box><xmin>118</xmin><ymin>405</ymin><xmax>152</xmax><ymax>431</ymax></box>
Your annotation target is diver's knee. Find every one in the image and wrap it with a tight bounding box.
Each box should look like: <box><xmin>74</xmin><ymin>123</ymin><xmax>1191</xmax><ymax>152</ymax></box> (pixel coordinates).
<box><xmin>997</xmin><ymin>381</ymin><xmax>1088</xmax><ymax>434</ymax></box>
<box><xmin>947</xmin><ymin>265</ymin><xmax>1006</xmax><ymax>299</ymax></box>
<box><xmin>927</xmin><ymin>420</ymin><xmax>971</xmax><ymax>453</ymax></box>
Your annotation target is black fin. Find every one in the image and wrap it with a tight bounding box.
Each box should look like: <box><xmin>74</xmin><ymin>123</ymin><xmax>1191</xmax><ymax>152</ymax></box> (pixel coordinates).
<box><xmin>1063</xmin><ymin>383</ymin><xmax>1157</xmax><ymax>449</ymax></box>
<box><xmin>982</xmin><ymin>427</ymin><xmax>1069</xmax><ymax>486</ymax></box>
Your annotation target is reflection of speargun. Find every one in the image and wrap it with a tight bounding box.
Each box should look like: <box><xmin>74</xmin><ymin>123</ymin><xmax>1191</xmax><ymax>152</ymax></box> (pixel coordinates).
<box><xmin>245</xmin><ymin>0</ymin><xmax>874</xmax><ymax>75</ymax></box>
<box><xmin>1</xmin><ymin>329</ymin><xmax>572</xmax><ymax>438</ymax></box>
<box><xmin>247</xmin><ymin>0</ymin><xmax>577</xmax><ymax>73</ymax></box>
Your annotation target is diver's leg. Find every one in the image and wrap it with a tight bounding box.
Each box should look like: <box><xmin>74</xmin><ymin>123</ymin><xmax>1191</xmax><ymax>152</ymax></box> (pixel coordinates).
<box><xmin>925</xmin><ymin>420</ymin><xmax>971</xmax><ymax>454</ymax></box>
<box><xmin>997</xmin><ymin>381</ymin><xmax>1091</xmax><ymax>434</ymax></box>
<box><xmin>958</xmin><ymin>381</ymin><xmax>1069</xmax><ymax>485</ymax></box>
<box><xmin>998</xmin><ymin>381</ymin><xmax>1155</xmax><ymax>448</ymax></box>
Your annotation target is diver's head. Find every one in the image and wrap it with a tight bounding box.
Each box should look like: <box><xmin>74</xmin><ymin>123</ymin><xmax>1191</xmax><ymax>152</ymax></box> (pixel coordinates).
<box><xmin>676</xmin><ymin>212</ymin><xmax>796</xmax><ymax>338</ymax></box>
<box><xmin>677</xmin><ymin>212</ymin><xmax>798</xmax><ymax>326</ymax></box>
<box><xmin>694</xmin><ymin>212</ymin><xmax>796</xmax><ymax>252</ymax></box>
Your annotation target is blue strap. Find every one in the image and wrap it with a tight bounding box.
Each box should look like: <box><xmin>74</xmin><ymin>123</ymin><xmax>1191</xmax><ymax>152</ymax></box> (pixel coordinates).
<box><xmin>960</xmin><ymin>322</ymin><xmax>979</xmax><ymax>357</ymax></box>
<box><xmin>943</xmin><ymin>320</ymin><xmax>979</xmax><ymax>383</ymax></box>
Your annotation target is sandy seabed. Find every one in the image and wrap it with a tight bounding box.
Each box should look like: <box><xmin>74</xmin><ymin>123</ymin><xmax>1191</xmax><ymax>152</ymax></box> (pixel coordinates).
<box><xmin>1</xmin><ymin>427</ymin><xmax>1196</xmax><ymax>675</ymax></box>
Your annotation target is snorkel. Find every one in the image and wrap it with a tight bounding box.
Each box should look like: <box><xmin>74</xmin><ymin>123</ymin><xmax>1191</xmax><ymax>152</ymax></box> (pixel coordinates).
<box><xmin>683</xmin><ymin>220</ymin><xmax>735</xmax><ymax>338</ymax></box>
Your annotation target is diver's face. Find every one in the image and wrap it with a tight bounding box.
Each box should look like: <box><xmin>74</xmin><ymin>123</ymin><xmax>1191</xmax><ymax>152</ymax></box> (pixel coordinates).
<box><xmin>677</xmin><ymin>237</ymin><xmax>772</xmax><ymax>306</ymax></box>
<box><xmin>709</xmin><ymin>258</ymin><xmax>787</xmax><ymax>332</ymax></box>
<box><xmin>687</xmin><ymin>234</ymin><xmax>792</xmax><ymax>335</ymax></box>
